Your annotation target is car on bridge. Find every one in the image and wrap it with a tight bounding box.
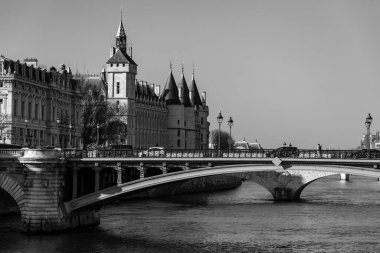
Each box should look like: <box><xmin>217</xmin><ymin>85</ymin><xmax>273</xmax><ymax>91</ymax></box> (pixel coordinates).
<box><xmin>268</xmin><ymin>146</ymin><xmax>299</xmax><ymax>158</ymax></box>
<box><xmin>138</xmin><ymin>147</ymin><xmax>165</xmax><ymax>157</ymax></box>
<box><xmin>352</xmin><ymin>149</ymin><xmax>380</xmax><ymax>159</ymax></box>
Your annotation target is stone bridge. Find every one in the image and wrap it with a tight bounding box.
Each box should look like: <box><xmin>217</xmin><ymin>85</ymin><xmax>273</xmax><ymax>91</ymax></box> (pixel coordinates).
<box><xmin>1</xmin><ymin>148</ymin><xmax>380</xmax><ymax>233</ymax></box>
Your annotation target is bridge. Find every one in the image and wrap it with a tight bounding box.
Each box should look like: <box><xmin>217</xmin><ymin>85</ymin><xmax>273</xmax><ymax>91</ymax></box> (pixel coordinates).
<box><xmin>1</xmin><ymin>148</ymin><xmax>380</xmax><ymax>233</ymax></box>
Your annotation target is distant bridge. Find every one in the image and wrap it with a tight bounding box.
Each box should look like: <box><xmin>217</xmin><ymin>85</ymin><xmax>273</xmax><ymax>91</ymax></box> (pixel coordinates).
<box><xmin>1</xmin><ymin>148</ymin><xmax>380</xmax><ymax>233</ymax></box>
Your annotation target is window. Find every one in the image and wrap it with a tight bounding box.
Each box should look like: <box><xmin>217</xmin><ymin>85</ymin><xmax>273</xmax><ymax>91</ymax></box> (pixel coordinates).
<box><xmin>201</xmin><ymin>117</ymin><xmax>204</xmax><ymax>125</ymax></box>
<box><xmin>116</xmin><ymin>64</ymin><xmax>119</xmax><ymax>67</ymax></box>
<box><xmin>116</xmin><ymin>82</ymin><xmax>120</xmax><ymax>94</ymax></box>
<box><xmin>41</xmin><ymin>105</ymin><xmax>45</xmax><ymax>120</ymax></box>
<box><xmin>52</xmin><ymin>106</ymin><xmax>55</xmax><ymax>121</ymax></box>
<box><xmin>35</xmin><ymin>103</ymin><xmax>38</xmax><ymax>119</ymax></box>
<box><xmin>21</xmin><ymin>101</ymin><xmax>25</xmax><ymax>118</ymax></box>
<box><xmin>123</xmin><ymin>64</ymin><xmax>125</xmax><ymax>67</ymax></box>
<box><xmin>116</xmin><ymin>100</ymin><xmax>120</xmax><ymax>113</ymax></box>
<box><xmin>28</xmin><ymin>102</ymin><xmax>31</xmax><ymax>119</ymax></box>
<box><xmin>177</xmin><ymin>130</ymin><xmax>180</xmax><ymax>137</ymax></box>
<box><xmin>110</xmin><ymin>64</ymin><xmax>113</xmax><ymax>67</ymax></box>
<box><xmin>184</xmin><ymin>121</ymin><xmax>186</xmax><ymax>127</ymax></box>
<box><xmin>177</xmin><ymin>139</ymin><xmax>180</xmax><ymax>147</ymax></box>
<box><xmin>14</xmin><ymin>99</ymin><xmax>17</xmax><ymax>116</ymax></box>
<box><xmin>177</xmin><ymin>120</ymin><xmax>180</xmax><ymax>125</ymax></box>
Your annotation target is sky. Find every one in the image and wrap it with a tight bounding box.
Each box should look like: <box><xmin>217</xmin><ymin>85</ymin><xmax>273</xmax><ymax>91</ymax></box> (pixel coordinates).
<box><xmin>1</xmin><ymin>0</ymin><xmax>380</xmax><ymax>149</ymax></box>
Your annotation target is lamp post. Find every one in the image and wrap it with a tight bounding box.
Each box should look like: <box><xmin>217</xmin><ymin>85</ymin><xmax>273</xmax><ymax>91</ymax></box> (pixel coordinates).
<box><xmin>228</xmin><ymin>116</ymin><xmax>233</xmax><ymax>150</ymax></box>
<box><xmin>217</xmin><ymin>111</ymin><xmax>223</xmax><ymax>155</ymax></box>
<box><xmin>68</xmin><ymin>122</ymin><xmax>73</xmax><ymax>148</ymax></box>
<box><xmin>365</xmin><ymin>113</ymin><xmax>373</xmax><ymax>159</ymax></box>
<box><xmin>56</xmin><ymin>118</ymin><xmax>61</xmax><ymax>148</ymax></box>
<box><xmin>96</xmin><ymin>123</ymin><xmax>100</xmax><ymax>145</ymax></box>
<box><xmin>24</xmin><ymin>118</ymin><xmax>28</xmax><ymax>147</ymax></box>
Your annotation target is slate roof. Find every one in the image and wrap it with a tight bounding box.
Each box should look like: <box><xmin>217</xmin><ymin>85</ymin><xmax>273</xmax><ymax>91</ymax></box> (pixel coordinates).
<box><xmin>107</xmin><ymin>49</ymin><xmax>137</xmax><ymax>65</ymax></box>
<box><xmin>161</xmin><ymin>70</ymin><xmax>180</xmax><ymax>104</ymax></box>
<box><xmin>116</xmin><ymin>20</ymin><xmax>126</xmax><ymax>38</ymax></box>
<box><xmin>190</xmin><ymin>74</ymin><xmax>202</xmax><ymax>106</ymax></box>
<box><xmin>177</xmin><ymin>73</ymin><xmax>192</xmax><ymax>107</ymax></box>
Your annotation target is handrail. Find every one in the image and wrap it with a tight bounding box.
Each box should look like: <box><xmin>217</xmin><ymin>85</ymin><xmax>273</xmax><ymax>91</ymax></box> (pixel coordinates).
<box><xmin>59</xmin><ymin>148</ymin><xmax>380</xmax><ymax>160</ymax></box>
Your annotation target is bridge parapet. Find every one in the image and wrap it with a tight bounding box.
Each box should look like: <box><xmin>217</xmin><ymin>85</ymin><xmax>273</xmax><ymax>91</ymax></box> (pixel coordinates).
<box><xmin>62</xmin><ymin>148</ymin><xmax>380</xmax><ymax>160</ymax></box>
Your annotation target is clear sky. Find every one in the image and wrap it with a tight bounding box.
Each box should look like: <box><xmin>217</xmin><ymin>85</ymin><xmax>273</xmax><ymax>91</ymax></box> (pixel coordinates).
<box><xmin>1</xmin><ymin>0</ymin><xmax>380</xmax><ymax>149</ymax></box>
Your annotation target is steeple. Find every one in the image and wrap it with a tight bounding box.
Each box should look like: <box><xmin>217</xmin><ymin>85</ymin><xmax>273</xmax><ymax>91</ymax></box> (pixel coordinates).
<box><xmin>115</xmin><ymin>14</ymin><xmax>127</xmax><ymax>54</ymax></box>
<box><xmin>161</xmin><ymin>63</ymin><xmax>180</xmax><ymax>104</ymax></box>
<box><xmin>177</xmin><ymin>62</ymin><xmax>191</xmax><ymax>107</ymax></box>
<box><xmin>189</xmin><ymin>66</ymin><xmax>202</xmax><ymax>106</ymax></box>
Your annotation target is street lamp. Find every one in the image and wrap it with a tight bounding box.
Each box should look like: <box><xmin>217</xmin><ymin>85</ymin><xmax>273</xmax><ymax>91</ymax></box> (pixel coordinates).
<box><xmin>228</xmin><ymin>116</ymin><xmax>233</xmax><ymax>150</ymax></box>
<box><xmin>96</xmin><ymin>123</ymin><xmax>100</xmax><ymax>145</ymax></box>
<box><xmin>68</xmin><ymin>122</ymin><xmax>73</xmax><ymax>148</ymax></box>
<box><xmin>24</xmin><ymin>118</ymin><xmax>28</xmax><ymax>147</ymax></box>
<box><xmin>365</xmin><ymin>113</ymin><xmax>373</xmax><ymax>159</ymax></box>
<box><xmin>56</xmin><ymin>118</ymin><xmax>61</xmax><ymax>148</ymax></box>
<box><xmin>217</xmin><ymin>111</ymin><xmax>223</xmax><ymax>153</ymax></box>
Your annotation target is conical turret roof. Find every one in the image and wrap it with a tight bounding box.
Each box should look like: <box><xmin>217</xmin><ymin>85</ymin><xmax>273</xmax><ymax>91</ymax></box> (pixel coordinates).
<box><xmin>190</xmin><ymin>73</ymin><xmax>202</xmax><ymax>106</ymax></box>
<box><xmin>116</xmin><ymin>19</ymin><xmax>126</xmax><ymax>38</ymax></box>
<box><xmin>177</xmin><ymin>71</ymin><xmax>192</xmax><ymax>107</ymax></box>
<box><xmin>161</xmin><ymin>69</ymin><xmax>180</xmax><ymax>104</ymax></box>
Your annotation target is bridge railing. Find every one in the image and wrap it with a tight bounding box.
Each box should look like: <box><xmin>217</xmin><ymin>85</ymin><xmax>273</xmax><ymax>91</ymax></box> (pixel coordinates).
<box><xmin>0</xmin><ymin>149</ymin><xmax>24</xmax><ymax>157</ymax></box>
<box><xmin>61</xmin><ymin>148</ymin><xmax>380</xmax><ymax>159</ymax></box>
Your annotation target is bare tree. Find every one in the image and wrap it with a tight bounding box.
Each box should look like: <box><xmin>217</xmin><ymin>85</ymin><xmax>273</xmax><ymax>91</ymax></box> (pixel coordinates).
<box><xmin>0</xmin><ymin>113</ymin><xmax>11</xmax><ymax>143</ymax></box>
<box><xmin>80</xmin><ymin>79</ymin><xmax>128</xmax><ymax>148</ymax></box>
<box><xmin>210</xmin><ymin>129</ymin><xmax>234</xmax><ymax>150</ymax></box>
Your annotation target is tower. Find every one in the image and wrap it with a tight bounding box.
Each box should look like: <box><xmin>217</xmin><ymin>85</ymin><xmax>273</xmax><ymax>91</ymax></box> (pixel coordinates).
<box><xmin>104</xmin><ymin>17</ymin><xmax>138</xmax><ymax>146</ymax></box>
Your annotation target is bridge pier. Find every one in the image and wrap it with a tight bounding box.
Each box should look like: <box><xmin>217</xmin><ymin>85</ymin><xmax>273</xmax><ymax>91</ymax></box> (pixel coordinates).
<box><xmin>273</xmin><ymin>188</ymin><xmax>295</xmax><ymax>201</ymax></box>
<box><xmin>340</xmin><ymin>173</ymin><xmax>350</xmax><ymax>181</ymax></box>
<box><xmin>18</xmin><ymin>149</ymin><xmax>99</xmax><ymax>233</ymax></box>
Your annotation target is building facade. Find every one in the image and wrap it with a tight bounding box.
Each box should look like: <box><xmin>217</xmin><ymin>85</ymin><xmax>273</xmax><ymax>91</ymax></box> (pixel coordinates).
<box><xmin>0</xmin><ymin>17</ymin><xmax>209</xmax><ymax>150</ymax></box>
<box><xmin>102</xmin><ymin>18</ymin><xmax>209</xmax><ymax>149</ymax></box>
<box><xmin>0</xmin><ymin>57</ymin><xmax>83</xmax><ymax>148</ymax></box>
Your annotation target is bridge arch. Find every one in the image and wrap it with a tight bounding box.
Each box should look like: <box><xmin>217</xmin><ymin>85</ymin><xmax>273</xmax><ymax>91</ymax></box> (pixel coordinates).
<box><xmin>0</xmin><ymin>172</ymin><xmax>25</xmax><ymax>214</ymax></box>
<box><xmin>286</xmin><ymin>165</ymin><xmax>380</xmax><ymax>200</ymax></box>
<box><xmin>65</xmin><ymin>163</ymin><xmax>380</xmax><ymax>212</ymax></box>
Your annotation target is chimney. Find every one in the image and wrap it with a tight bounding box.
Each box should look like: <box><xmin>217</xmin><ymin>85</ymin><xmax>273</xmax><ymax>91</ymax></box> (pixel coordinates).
<box><xmin>110</xmin><ymin>47</ymin><xmax>116</xmax><ymax>58</ymax></box>
<box><xmin>201</xmin><ymin>91</ymin><xmax>207</xmax><ymax>104</ymax></box>
<box><xmin>128</xmin><ymin>44</ymin><xmax>133</xmax><ymax>58</ymax></box>
<box><xmin>154</xmin><ymin>84</ymin><xmax>161</xmax><ymax>96</ymax></box>
<box><xmin>24</xmin><ymin>58</ymin><xmax>38</xmax><ymax>67</ymax></box>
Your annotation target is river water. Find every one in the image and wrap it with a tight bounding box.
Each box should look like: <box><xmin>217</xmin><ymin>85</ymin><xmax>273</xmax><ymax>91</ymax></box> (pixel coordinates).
<box><xmin>1</xmin><ymin>175</ymin><xmax>380</xmax><ymax>252</ymax></box>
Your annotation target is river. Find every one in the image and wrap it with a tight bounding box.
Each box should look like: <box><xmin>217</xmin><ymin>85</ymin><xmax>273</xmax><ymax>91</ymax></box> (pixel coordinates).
<box><xmin>1</xmin><ymin>175</ymin><xmax>380</xmax><ymax>252</ymax></box>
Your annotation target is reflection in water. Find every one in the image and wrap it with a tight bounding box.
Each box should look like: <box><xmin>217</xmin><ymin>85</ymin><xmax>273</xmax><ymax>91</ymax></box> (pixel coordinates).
<box><xmin>1</xmin><ymin>175</ymin><xmax>380</xmax><ymax>252</ymax></box>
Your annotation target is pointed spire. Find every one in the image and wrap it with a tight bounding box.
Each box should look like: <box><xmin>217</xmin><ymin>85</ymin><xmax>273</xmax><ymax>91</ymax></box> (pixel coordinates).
<box><xmin>161</xmin><ymin>64</ymin><xmax>180</xmax><ymax>105</ymax></box>
<box><xmin>189</xmin><ymin>64</ymin><xmax>202</xmax><ymax>106</ymax></box>
<box><xmin>116</xmin><ymin>19</ymin><xmax>126</xmax><ymax>38</ymax></box>
<box><xmin>192</xmin><ymin>63</ymin><xmax>195</xmax><ymax>79</ymax></box>
<box><xmin>177</xmin><ymin>63</ymin><xmax>191</xmax><ymax>107</ymax></box>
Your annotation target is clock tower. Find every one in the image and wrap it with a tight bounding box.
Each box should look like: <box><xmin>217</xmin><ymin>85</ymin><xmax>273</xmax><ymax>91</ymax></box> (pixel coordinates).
<box><xmin>104</xmin><ymin>17</ymin><xmax>137</xmax><ymax>147</ymax></box>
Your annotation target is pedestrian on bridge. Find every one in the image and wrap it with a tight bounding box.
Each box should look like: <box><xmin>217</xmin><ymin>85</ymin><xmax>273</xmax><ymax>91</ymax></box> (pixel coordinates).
<box><xmin>318</xmin><ymin>144</ymin><xmax>322</xmax><ymax>158</ymax></box>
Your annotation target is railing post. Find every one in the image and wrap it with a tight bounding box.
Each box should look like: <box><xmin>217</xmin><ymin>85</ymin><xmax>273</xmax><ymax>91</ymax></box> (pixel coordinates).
<box><xmin>116</xmin><ymin>162</ymin><xmax>122</xmax><ymax>185</ymax></box>
<box><xmin>93</xmin><ymin>163</ymin><xmax>101</xmax><ymax>192</ymax></box>
<box><xmin>72</xmin><ymin>166</ymin><xmax>79</xmax><ymax>199</ymax></box>
<box><xmin>139</xmin><ymin>162</ymin><xmax>145</xmax><ymax>179</ymax></box>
